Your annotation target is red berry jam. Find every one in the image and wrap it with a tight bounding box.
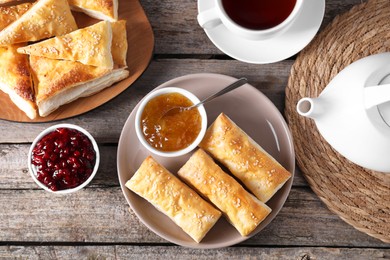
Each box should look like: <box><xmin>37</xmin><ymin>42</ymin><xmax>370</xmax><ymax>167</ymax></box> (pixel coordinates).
<box><xmin>31</xmin><ymin>127</ymin><xmax>96</xmax><ymax>191</ymax></box>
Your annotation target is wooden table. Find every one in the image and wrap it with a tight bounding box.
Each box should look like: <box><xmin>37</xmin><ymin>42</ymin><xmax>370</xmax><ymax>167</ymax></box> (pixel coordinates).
<box><xmin>1</xmin><ymin>0</ymin><xmax>389</xmax><ymax>258</ymax></box>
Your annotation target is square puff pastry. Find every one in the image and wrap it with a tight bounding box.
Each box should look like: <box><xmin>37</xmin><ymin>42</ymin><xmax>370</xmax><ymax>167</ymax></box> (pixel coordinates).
<box><xmin>0</xmin><ymin>44</ymin><xmax>36</xmax><ymax>119</ymax></box>
<box><xmin>125</xmin><ymin>156</ymin><xmax>221</xmax><ymax>243</ymax></box>
<box><xmin>0</xmin><ymin>3</ymin><xmax>32</xmax><ymax>31</ymax></box>
<box><xmin>0</xmin><ymin>0</ymin><xmax>77</xmax><ymax>46</ymax></box>
<box><xmin>110</xmin><ymin>20</ymin><xmax>127</xmax><ymax>67</ymax></box>
<box><xmin>0</xmin><ymin>0</ymin><xmax>23</xmax><ymax>3</ymax></box>
<box><xmin>178</xmin><ymin>149</ymin><xmax>271</xmax><ymax>237</ymax></box>
<box><xmin>199</xmin><ymin>113</ymin><xmax>292</xmax><ymax>203</ymax></box>
<box><xmin>68</xmin><ymin>0</ymin><xmax>118</xmax><ymax>22</ymax></box>
<box><xmin>18</xmin><ymin>21</ymin><xmax>114</xmax><ymax>69</ymax></box>
<box><xmin>30</xmin><ymin>55</ymin><xmax>128</xmax><ymax>117</ymax></box>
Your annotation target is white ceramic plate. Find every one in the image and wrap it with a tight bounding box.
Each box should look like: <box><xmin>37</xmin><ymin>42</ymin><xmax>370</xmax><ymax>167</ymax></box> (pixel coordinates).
<box><xmin>198</xmin><ymin>0</ymin><xmax>325</xmax><ymax>64</ymax></box>
<box><xmin>117</xmin><ymin>73</ymin><xmax>295</xmax><ymax>248</ymax></box>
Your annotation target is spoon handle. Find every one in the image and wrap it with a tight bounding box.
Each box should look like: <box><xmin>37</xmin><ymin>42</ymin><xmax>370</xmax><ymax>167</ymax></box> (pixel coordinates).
<box><xmin>191</xmin><ymin>77</ymin><xmax>248</xmax><ymax>109</ymax></box>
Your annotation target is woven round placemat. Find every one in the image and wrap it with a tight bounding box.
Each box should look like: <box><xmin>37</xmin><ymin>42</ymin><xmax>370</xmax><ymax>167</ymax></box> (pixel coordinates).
<box><xmin>285</xmin><ymin>0</ymin><xmax>390</xmax><ymax>243</ymax></box>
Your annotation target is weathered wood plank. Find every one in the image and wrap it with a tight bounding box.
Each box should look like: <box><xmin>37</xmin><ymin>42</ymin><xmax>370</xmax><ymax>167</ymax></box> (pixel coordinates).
<box><xmin>0</xmin><ymin>245</ymin><xmax>388</xmax><ymax>260</ymax></box>
<box><xmin>0</xmin><ymin>187</ymin><xmax>387</xmax><ymax>247</ymax></box>
<box><xmin>0</xmin><ymin>144</ymin><xmax>118</xmax><ymax>189</ymax></box>
<box><xmin>0</xmin><ymin>59</ymin><xmax>293</xmax><ymax>143</ymax></box>
<box><xmin>140</xmin><ymin>0</ymin><xmax>368</xmax><ymax>54</ymax></box>
<box><xmin>0</xmin><ymin>144</ymin><xmax>308</xmax><ymax>189</ymax></box>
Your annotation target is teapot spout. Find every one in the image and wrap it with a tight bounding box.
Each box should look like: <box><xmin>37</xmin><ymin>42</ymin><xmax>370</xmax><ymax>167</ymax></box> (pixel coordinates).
<box><xmin>297</xmin><ymin>97</ymin><xmax>324</xmax><ymax>119</ymax></box>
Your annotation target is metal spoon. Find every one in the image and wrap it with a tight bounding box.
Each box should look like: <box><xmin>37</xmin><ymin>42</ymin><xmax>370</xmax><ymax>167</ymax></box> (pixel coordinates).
<box><xmin>162</xmin><ymin>77</ymin><xmax>248</xmax><ymax>118</ymax></box>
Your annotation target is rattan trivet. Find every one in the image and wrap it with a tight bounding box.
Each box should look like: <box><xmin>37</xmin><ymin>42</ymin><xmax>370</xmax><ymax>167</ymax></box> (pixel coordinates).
<box><xmin>285</xmin><ymin>0</ymin><xmax>390</xmax><ymax>243</ymax></box>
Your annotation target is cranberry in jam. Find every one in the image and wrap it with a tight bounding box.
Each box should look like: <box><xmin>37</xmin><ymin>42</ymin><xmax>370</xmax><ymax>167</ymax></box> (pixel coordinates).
<box><xmin>31</xmin><ymin>127</ymin><xmax>96</xmax><ymax>191</ymax></box>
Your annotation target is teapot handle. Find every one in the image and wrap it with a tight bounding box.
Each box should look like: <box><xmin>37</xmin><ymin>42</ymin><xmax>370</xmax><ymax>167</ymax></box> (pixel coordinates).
<box><xmin>364</xmin><ymin>84</ymin><xmax>390</xmax><ymax>109</ymax></box>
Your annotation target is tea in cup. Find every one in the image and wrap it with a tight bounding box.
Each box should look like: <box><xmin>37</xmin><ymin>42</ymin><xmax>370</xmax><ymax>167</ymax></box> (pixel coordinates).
<box><xmin>198</xmin><ymin>0</ymin><xmax>303</xmax><ymax>40</ymax></box>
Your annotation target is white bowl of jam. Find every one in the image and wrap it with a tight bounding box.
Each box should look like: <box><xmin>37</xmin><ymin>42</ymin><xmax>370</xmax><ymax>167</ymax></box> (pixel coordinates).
<box><xmin>28</xmin><ymin>124</ymin><xmax>100</xmax><ymax>194</ymax></box>
<box><xmin>135</xmin><ymin>87</ymin><xmax>207</xmax><ymax>157</ymax></box>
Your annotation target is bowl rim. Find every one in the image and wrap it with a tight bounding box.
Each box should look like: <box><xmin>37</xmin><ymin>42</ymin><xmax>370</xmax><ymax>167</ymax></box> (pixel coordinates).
<box><xmin>134</xmin><ymin>87</ymin><xmax>208</xmax><ymax>157</ymax></box>
<box><xmin>27</xmin><ymin>123</ymin><xmax>100</xmax><ymax>194</ymax></box>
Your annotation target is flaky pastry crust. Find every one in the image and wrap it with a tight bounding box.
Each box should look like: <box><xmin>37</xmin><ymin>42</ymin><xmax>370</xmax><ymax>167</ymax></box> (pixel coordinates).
<box><xmin>126</xmin><ymin>156</ymin><xmax>221</xmax><ymax>243</ymax></box>
<box><xmin>199</xmin><ymin>113</ymin><xmax>292</xmax><ymax>203</ymax></box>
<box><xmin>178</xmin><ymin>149</ymin><xmax>271</xmax><ymax>237</ymax></box>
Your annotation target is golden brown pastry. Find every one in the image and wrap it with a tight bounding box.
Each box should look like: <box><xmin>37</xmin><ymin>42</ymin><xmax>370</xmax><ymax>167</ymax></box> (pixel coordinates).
<box><xmin>0</xmin><ymin>3</ymin><xmax>32</xmax><ymax>31</ymax></box>
<box><xmin>30</xmin><ymin>55</ymin><xmax>128</xmax><ymax>117</ymax></box>
<box><xmin>178</xmin><ymin>149</ymin><xmax>271</xmax><ymax>237</ymax></box>
<box><xmin>111</xmin><ymin>20</ymin><xmax>127</xmax><ymax>67</ymax></box>
<box><xmin>0</xmin><ymin>0</ymin><xmax>77</xmax><ymax>46</ymax></box>
<box><xmin>0</xmin><ymin>0</ymin><xmax>22</xmax><ymax>4</ymax></box>
<box><xmin>18</xmin><ymin>21</ymin><xmax>113</xmax><ymax>69</ymax></box>
<box><xmin>126</xmin><ymin>156</ymin><xmax>221</xmax><ymax>243</ymax></box>
<box><xmin>0</xmin><ymin>44</ymin><xmax>36</xmax><ymax>119</ymax></box>
<box><xmin>199</xmin><ymin>113</ymin><xmax>292</xmax><ymax>203</ymax></box>
<box><xmin>68</xmin><ymin>0</ymin><xmax>118</xmax><ymax>21</ymax></box>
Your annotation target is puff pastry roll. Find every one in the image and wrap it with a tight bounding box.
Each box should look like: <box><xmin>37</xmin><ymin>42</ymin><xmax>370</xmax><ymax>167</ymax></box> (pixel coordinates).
<box><xmin>199</xmin><ymin>113</ymin><xmax>292</xmax><ymax>203</ymax></box>
<box><xmin>178</xmin><ymin>149</ymin><xmax>271</xmax><ymax>237</ymax></box>
<box><xmin>125</xmin><ymin>156</ymin><xmax>221</xmax><ymax>243</ymax></box>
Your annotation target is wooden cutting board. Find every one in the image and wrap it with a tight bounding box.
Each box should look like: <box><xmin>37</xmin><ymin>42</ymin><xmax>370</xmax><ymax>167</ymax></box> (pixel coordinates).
<box><xmin>0</xmin><ymin>0</ymin><xmax>154</xmax><ymax>122</ymax></box>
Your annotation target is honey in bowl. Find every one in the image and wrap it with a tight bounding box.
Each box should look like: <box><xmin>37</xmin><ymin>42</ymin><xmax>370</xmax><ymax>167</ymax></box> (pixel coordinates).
<box><xmin>140</xmin><ymin>92</ymin><xmax>202</xmax><ymax>152</ymax></box>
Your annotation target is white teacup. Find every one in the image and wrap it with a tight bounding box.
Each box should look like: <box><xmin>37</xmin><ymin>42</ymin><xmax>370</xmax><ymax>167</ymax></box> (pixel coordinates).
<box><xmin>198</xmin><ymin>0</ymin><xmax>303</xmax><ymax>41</ymax></box>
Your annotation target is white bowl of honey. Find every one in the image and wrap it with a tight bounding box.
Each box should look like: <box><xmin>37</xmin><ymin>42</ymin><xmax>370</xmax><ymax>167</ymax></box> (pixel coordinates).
<box><xmin>135</xmin><ymin>87</ymin><xmax>207</xmax><ymax>157</ymax></box>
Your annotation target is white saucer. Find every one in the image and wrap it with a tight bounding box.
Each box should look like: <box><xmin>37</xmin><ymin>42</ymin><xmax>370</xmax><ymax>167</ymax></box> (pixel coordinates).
<box><xmin>198</xmin><ymin>0</ymin><xmax>325</xmax><ymax>64</ymax></box>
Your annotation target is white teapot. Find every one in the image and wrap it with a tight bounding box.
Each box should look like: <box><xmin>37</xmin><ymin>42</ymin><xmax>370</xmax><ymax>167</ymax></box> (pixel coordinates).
<box><xmin>297</xmin><ymin>52</ymin><xmax>390</xmax><ymax>173</ymax></box>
